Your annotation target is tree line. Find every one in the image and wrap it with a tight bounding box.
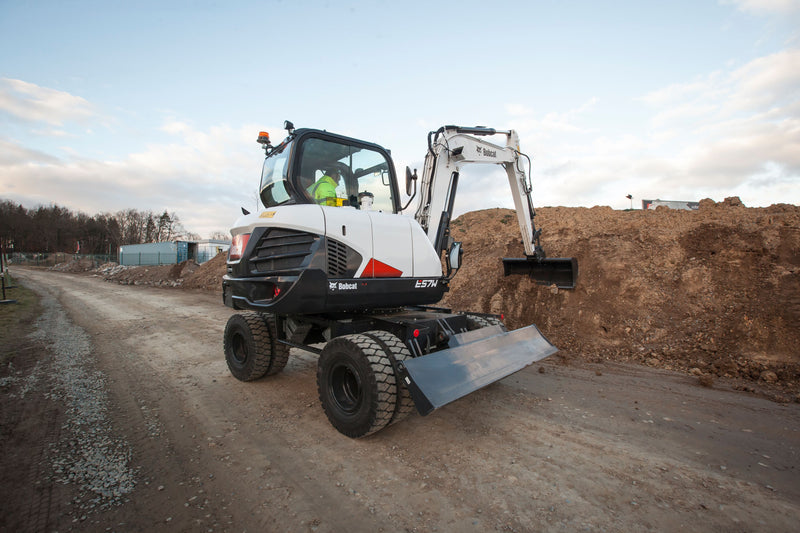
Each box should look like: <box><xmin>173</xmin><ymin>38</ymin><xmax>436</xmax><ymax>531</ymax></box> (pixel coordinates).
<box><xmin>0</xmin><ymin>199</ymin><xmax>201</xmax><ymax>255</ymax></box>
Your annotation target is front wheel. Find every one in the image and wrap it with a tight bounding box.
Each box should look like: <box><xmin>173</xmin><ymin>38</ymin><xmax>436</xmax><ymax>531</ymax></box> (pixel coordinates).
<box><xmin>317</xmin><ymin>334</ymin><xmax>397</xmax><ymax>438</ymax></box>
<box><xmin>464</xmin><ymin>313</ymin><xmax>506</xmax><ymax>331</ymax></box>
<box><xmin>363</xmin><ymin>330</ymin><xmax>416</xmax><ymax>424</ymax></box>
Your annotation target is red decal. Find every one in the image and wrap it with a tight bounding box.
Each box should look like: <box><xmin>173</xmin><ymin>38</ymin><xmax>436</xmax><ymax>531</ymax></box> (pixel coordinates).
<box><xmin>360</xmin><ymin>258</ymin><xmax>403</xmax><ymax>278</ymax></box>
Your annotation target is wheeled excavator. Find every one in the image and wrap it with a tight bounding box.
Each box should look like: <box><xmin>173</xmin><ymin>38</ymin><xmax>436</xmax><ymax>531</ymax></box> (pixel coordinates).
<box><xmin>222</xmin><ymin>121</ymin><xmax>577</xmax><ymax>438</ymax></box>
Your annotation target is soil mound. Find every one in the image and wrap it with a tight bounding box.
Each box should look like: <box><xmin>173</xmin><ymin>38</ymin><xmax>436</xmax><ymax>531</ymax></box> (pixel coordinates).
<box><xmin>441</xmin><ymin>199</ymin><xmax>799</xmax><ymax>396</ymax></box>
<box><xmin>182</xmin><ymin>252</ymin><xmax>226</xmax><ymax>291</ymax></box>
<box><xmin>50</xmin><ymin>259</ymin><xmax>96</xmax><ymax>273</ymax></box>
<box><xmin>98</xmin><ymin>260</ymin><xmax>199</xmax><ymax>287</ymax></box>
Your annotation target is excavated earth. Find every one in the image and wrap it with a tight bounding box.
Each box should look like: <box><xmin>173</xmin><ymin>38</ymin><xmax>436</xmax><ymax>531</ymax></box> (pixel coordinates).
<box><xmin>92</xmin><ymin>198</ymin><xmax>800</xmax><ymax>401</ymax></box>
<box><xmin>442</xmin><ymin>198</ymin><xmax>800</xmax><ymax>401</ymax></box>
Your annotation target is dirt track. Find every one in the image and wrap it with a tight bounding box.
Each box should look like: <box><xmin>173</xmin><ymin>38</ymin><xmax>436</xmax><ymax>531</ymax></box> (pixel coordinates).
<box><xmin>3</xmin><ymin>268</ymin><xmax>798</xmax><ymax>532</ymax></box>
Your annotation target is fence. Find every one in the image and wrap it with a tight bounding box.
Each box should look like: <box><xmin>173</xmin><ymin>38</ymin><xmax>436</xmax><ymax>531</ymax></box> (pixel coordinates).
<box><xmin>9</xmin><ymin>250</ymin><xmax>222</xmax><ymax>268</ymax></box>
<box><xmin>119</xmin><ymin>250</ymin><xmax>221</xmax><ymax>266</ymax></box>
<box><xmin>9</xmin><ymin>253</ymin><xmax>116</xmax><ymax>268</ymax></box>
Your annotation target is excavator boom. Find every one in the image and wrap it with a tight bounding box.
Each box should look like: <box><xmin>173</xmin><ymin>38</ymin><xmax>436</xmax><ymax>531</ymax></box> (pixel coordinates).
<box><xmin>413</xmin><ymin>125</ymin><xmax>577</xmax><ymax>288</ymax></box>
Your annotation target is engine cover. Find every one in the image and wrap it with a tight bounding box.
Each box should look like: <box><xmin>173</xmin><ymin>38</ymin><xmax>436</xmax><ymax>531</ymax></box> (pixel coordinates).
<box><xmin>223</xmin><ymin>205</ymin><xmax>445</xmax><ymax>314</ymax></box>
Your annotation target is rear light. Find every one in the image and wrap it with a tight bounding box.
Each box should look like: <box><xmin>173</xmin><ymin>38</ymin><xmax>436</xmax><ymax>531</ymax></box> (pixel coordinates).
<box><xmin>228</xmin><ymin>233</ymin><xmax>250</xmax><ymax>262</ymax></box>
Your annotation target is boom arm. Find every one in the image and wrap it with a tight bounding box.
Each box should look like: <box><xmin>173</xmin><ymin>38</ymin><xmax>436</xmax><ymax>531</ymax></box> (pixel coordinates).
<box><xmin>412</xmin><ymin>125</ymin><xmax>577</xmax><ymax>289</ymax></box>
<box><xmin>413</xmin><ymin>126</ymin><xmax>542</xmax><ymax>258</ymax></box>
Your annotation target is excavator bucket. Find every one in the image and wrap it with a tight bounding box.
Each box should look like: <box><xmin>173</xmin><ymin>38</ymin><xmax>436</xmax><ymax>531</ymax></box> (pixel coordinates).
<box><xmin>396</xmin><ymin>324</ymin><xmax>558</xmax><ymax>416</ymax></box>
<box><xmin>502</xmin><ymin>257</ymin><xmax>578</xmax><ymax>289</ymax></box>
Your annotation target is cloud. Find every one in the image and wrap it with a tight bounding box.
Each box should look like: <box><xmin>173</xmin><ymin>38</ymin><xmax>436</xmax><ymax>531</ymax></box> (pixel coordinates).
<box><xmin>646</xmin><ymin>49</ymin><xmax>800</xmax><ymax>189</ymax></box>
<box><xmin>506</xmin><ymin>97</ymin><xmax>599</xmax><ymax>139</ymax></box>
<box><xmin>0</xmin><ymin>78</ymin><xmax>96</xmax><ymax>126</ymax></box>
<box><xmin>0</xmin><ymin>114</ymin><xmax>281</xmax><ymax>237</ymax></box>
<box><xmin>721</xmin><ymin>0</ymin><xmax>800</xmax><ymax>15</ymax></box>
<box><xmin>160</xmin><ymin>120</ymin><xmax>191</xmax><ymax>135</ymax></box>
<box><xmin>499</xmin><ymin>48</ymin><xmax>800</xmax><ymax>209</ymax></box>
<box><xmin>728</xmin><ymin>49</ymin><xmax>800</xmax><ymax>111</ymax></box>
<box><xmin>0</xmin><ymin>138</ymin><xmax>59</xmax><ymax>166</ymax></box>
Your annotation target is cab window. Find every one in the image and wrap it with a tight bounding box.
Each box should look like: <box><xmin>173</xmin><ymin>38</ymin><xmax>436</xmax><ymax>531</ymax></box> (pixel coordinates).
<box><xmin>259</xmin><ymin>141</ymin><xmax>292</xmax><ymax>208</ymax></box>
<box><xmin>297</xmin><ymin>137</ymin><xmax>395</xmax><ymax>212</ymax></box>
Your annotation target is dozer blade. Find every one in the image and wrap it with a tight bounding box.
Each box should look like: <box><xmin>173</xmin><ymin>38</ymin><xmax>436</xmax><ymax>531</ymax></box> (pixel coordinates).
<box><xmin>396</xmin><ymin>324</ymin><xmax>558</xmax><ymax>416</ymax></box>
<box><xmin>502</xmin><ymin>257</ymin><xmax>578</xmax><ymax>289</ymax></box>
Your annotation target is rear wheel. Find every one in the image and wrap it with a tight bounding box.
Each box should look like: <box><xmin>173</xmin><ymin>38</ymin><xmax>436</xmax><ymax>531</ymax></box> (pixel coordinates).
<box><xmin>224</xmin><ymin>313</ymin><xmax>272</xmax><ymax>381</ymax></box>
<box><xmin>224</xmin><ymin>312</ymin><xmax>290</xmax><ymax>381</ymax></box>
<box><xmin>262</xmin><ymin>314</ymin><xmax>290</xmax><ymax>375</ymax></box>
<box><xmin>364</xmin><ymin>330</ymin><xmax>416</xmax><ymax>424</ymax></box>
<box><xmin>317</xmin><ymin>334</ymin><xmax>397</xmax><ymax>438</ymax></box>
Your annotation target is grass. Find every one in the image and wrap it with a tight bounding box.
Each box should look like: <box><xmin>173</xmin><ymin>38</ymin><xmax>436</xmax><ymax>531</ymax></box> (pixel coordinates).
<box><xmin>0</xmin><ymin>273</ymin><xmax>41</xmax><ymax>367</ymax></box>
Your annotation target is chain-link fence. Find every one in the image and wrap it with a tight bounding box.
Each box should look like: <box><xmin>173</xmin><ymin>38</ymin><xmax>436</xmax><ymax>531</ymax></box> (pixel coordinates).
<box><xmin>9</xmin><ymin>251</ymin><xmax>222</xmax><ymax>268</ymax></box>
<box><xmin>118</xmin><ymin>250</ymin><xmax>220</xmax><ymax>266</ymax></box>
<box><xmin>8</xmin><ymin>253</ymin><xmax>116</xmax><ymax>268</ymax></box>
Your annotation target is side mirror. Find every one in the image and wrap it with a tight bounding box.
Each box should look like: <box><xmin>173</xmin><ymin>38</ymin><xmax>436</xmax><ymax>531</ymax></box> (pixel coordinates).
<box><xmin>405</xmin><ymin>166</ymin><xmax>418</xmax><ymax>196</ymax></box>
<box><xmin>447</xmin><ymin>241</ymin><xmax>462</xmax><ymax>272</ymax></box>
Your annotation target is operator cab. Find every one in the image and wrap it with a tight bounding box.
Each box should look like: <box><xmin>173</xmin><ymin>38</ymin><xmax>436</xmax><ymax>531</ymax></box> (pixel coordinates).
<box><xmin>258</xmin><ymin>126</ymin><xmax>400</xmax><ymax>213</ymax></box>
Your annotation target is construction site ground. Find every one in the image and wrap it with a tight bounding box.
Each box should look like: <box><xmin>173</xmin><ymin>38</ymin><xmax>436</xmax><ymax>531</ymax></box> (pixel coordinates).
<box><xmin>2</xmin><ymin>199</ymin><xmax>799</xmax><ymax>531</ymax></box>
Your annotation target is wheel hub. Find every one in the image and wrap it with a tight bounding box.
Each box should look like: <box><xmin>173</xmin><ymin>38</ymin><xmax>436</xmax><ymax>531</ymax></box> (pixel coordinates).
<box><xmin>330</xmin><ymin>363</ymin><xmax>362</xmax><ymax>414</ymax></box>
<box><xmin>231</xmin><ymin>331</ymin><xmax>248</xmax><ymax>366</ymax></box>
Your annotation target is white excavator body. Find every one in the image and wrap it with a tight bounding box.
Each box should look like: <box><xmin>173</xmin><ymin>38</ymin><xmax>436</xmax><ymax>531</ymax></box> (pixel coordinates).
<box><xmin>220</xmin><ymin>122</ymin><xmax>577</xmax><ymax>437</ymax></box>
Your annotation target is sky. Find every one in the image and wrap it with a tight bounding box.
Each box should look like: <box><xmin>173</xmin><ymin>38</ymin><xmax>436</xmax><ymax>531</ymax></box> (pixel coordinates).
<box><xmin>1</xmin><ymin>0</ymin><xmax>799</xmax><ymax>238</ymax></box>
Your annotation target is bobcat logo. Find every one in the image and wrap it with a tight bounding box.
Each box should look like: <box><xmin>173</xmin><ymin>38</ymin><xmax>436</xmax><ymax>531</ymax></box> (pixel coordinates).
<box><xmin>329</xmin><ymin>281</ymin><xmax>358</xmax><ymax>291</ymax></box>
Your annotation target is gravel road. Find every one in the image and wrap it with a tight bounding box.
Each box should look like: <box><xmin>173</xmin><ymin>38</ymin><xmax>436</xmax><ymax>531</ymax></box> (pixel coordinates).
<box><xmin>3</xmin><ymin>268</ymin><xmax>799</xmax><ymax>532</ymax></box>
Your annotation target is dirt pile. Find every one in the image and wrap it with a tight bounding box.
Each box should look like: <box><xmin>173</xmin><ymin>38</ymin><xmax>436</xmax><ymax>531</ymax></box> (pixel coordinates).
<box><xmin>50</xmin><ymin>259</ymin><xmax>96</xmax><ymax>273</ymax></box>
<box><xmin>99</xmin><ymin>260</ymin><xmax>200</xmax><ymax>288</ymax></box>
<box><xmin>440</xmin><ymin>198</ymin><xmax>800</xmax><ymax>397</ymax></box>
<box><xmin>88</xmin><ymin>253</ymin><xmax>226</xmax><ymax>291</ymax></box>
<box><xmin>181</xmin><ymin>252</ymin><xmax>226</xmax><ymax>291</ymax></box>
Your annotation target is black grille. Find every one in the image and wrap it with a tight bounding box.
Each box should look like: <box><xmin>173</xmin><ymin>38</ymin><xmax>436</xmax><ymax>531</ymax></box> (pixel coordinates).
<box><xmin>327</xmin><ymin>239</ymin><xmax>349</xmax><ymax>277</ymax></box>
<box><xmin>249</xmin><ymin>228</ymin><xmax>318</xmax><ymax>274</ymax></box>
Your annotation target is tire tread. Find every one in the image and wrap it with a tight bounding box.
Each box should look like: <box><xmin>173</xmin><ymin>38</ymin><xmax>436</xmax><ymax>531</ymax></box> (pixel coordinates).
<box><xmin>364</xmin><ymin>330</ymin><xmax>416</xmax><ymax>424</ymax></box>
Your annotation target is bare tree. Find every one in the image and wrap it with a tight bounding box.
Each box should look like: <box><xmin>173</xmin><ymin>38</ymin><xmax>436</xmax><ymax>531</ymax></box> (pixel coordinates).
<box><xmin>208</xmin><ymin>230</ymin><xmax>230</xmax><ymax>241</ymax></box>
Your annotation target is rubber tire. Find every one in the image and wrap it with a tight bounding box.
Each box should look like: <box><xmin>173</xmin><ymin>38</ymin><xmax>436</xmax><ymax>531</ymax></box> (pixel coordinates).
<box><xmin>317</xmin><ymin>334</ymin><xmax>397</xmax><ymax>438</ymax></box>
<box><xmin>465</xmin><ymin>314</ymin><xmax>506</xmax><ymax>331</ymax></box>
<box><xmin>224</xmin><ymin>312</ymin><xmax>273</xmax><ymax>381</ymax></box>
<box><xmin>363</xmin><ymin>330</ymin><xmax>416</xmax><ymax>424</ymax></box>
<box><xmin>261</xmin><ymin>313</ymin><xmax>290</xmax><ymax>376</ymax></box>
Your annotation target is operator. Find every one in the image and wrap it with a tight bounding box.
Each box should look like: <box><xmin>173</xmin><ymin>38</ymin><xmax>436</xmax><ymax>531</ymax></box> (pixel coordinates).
<box><xmin>309</xmin><ymin>168</ymin><xmax>341</xmax><ymax>204</ymax></box>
